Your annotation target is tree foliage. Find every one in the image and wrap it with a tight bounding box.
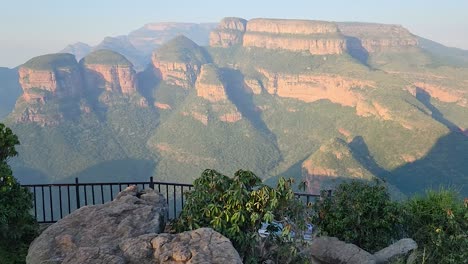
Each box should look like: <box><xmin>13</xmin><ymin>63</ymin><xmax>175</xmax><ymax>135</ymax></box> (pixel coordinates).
<box><xmin>0</xmin><ymin>123</ymin><xmax>38</xmax><ymax>264</ymax></box>
<box><xmin>311</xmin><ymin>180</ymin><xmax>403</xmax><ymax>252</ymax></box>
<box><xmin>173</xmin><ymin>169</ymin><xmax>309</xmax><ymax>263</ymax></box>
<box><xmin>403</xmin><ymin>189</ymin><xmax>468</xmax><ymax>263</ymax></box>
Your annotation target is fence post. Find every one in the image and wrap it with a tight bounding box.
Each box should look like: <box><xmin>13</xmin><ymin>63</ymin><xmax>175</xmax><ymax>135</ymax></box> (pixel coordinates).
<box><xmin>327</xmin><ymin>189</ymin><xmax>332</xmax><ymax>197</ymax></box>
<box><xmin>75</xmin><ymin>178</ymin><xmax>80</xmax><ymax>209</ymax></box>
<box><xmin>149</xmin><ymin>176</ymin><xmax>154</xmax><ymax>190</ymax></box>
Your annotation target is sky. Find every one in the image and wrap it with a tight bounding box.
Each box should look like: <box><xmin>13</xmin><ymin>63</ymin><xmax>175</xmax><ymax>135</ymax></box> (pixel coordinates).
<box><xmin>1</xmin><ymin>0</ymin><xmax>467</xmax><ymax>68</ymax></box>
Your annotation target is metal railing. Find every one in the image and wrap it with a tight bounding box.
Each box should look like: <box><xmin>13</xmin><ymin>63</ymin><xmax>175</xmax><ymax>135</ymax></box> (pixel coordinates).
<box><xmin>22</xmin><ymin>177</ymin><xmax>321</xmax><ymax>224</ymax></box>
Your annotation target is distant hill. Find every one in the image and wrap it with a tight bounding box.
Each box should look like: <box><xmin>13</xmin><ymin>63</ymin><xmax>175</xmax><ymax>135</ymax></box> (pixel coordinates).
<box><xmin>5</xmin><ymin>17</ymin><xmax>467</xmax><ymax>196</ymax></box>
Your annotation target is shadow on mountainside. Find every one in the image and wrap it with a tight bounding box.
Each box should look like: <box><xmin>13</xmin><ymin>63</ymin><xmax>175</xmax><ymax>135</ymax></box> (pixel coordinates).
<box><xmin>345</xmin><ymin>36</ymin><xmax>369</xmax><ymax>66</ymax></box>
<box><xmin>349</xmin><ymin>136</ymin><xmax>390</xmax><ymax>179</ymax></box>
<box><xmin>387</xmin><ymin>90</ymin><xmax>468</xmax><ymax>196</ymax></box>
<box><xmin>137</xmin><ymin>66</ymin><xmax>161</xmax><ymax>107</ymax></box>
<box><xmin>220</xmin><ymin>68</ymin><xmax>277</xmax><ymax>138</ymax></box>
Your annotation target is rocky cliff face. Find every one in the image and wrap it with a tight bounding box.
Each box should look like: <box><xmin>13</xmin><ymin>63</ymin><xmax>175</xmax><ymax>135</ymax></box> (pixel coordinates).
<box><xmin>210</xmin><ymin>18</ymin><xmax>347</xmax><ymax>55</ymax></box>
<box><xmin>152</xmin><ymin>36</ymin><xmax>207</xmax><ymax>89</ymax></box>
<box><xmin>209</xmin><ymin>17</ymin><xmax>247</xmax><ymax>47</ymax></box>
<box><xmin>19</xmin><ymin>55</ymin><xmax>83</xmax><ymax>103</ymax></box>
<box><xmin>337</xmin><ymin>23</ymin><xmax>418</xmax><ymax>53</ymax></box>
<box><xmin>81</xmin><ymin>50</ymin><xmax>138</xmax><ymax>95</ymax></box>
<box><xmin>195</xmin><ymin>65</ymin><xmax>228</xmax><ymax>102</ymax></box>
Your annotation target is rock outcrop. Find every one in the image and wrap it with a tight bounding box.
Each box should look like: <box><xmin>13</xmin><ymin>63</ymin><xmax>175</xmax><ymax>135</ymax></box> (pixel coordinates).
<box><xmin>374</xmin><ymin>238</ymin><xmax>418</xmax><ymax>264</ymax></box>
<box><xmin>210</xmin><ymin>18</ymin><xmax>347</xmax><ymax>55</ymax></box>
<box><xmin>337</xmin><ymin>22</ymin><xmax>418</xmax><ymax>53</ymax></box>
<box><xmin>27</xmin><ymin>186</ymin><xmax>167</xmax><ymax>264</ymax></box>
<box><xmin>210</xmin><ymin>17</ymin><xmax>247</xmax><ymax>47</ymax></box>
<box><xmin>19</xmin><ymin>53</ymin><xmax>83</xmax><ymax>103</ymax></box>
<box><xmin>195</xmin><ymin>64</ymin><xmax>228</xmax><ymax>102</ymax></box>
<box><xmin>151</xmin><ymin>228</ymin><xmax>242</xmax><ymax>263</ymax></box>
<box><xmin>27</xmin><ymin>186</ymin><xmax>241</xmax><ymax>264</ymax></box>
<box><xmin>259</xmin><ymin>69</ymin><xmax>374</xmax><ymax>105</ymax></box>
<box><xmin>244</xmin><ymin>19</ymin><xmax>346</xmax><ymax>55</ymax></box>
<box><xmin>152</xmin><ymin>36</ymin><xmax>207</xmax><ymax>89</ymax></box>
<box><xmin>81</xmin><ymin>49</ymin><xmax>137</xmax><ymax>95</ymax></box>
<box><xmin>304</xmin><ymin>236</ymin><xmax>377</xmax><ymax>264</ymax></box>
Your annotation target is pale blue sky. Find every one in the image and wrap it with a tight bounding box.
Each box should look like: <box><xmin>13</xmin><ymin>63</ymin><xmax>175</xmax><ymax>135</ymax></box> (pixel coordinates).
<box><xmin>1</xmin><ymin>0</ymin><xmax>467</xmax><ymax>67</ymax></box>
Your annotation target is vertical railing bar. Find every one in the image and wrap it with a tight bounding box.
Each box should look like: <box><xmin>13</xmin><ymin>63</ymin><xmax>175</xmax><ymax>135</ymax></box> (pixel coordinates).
<box><xmin>33</xmin><ymin>187</ymin><xmax>37</xmax><ymax>220</ymax></box>
<box><xmin>59</xmin><ymin>186</ymin><xmax>63</xmax><ymax>219</ymax></box>
<box><xmin>67</xmin><ymin>186</ymin><xmax>71</xmax><ymax>214</ymax></box>
<box><xmin>41</xmin><ymin>186</ymin><xmax>45</xmax><ymax>223</ymax></box>
<box><xmin>49</xmin><ymin>186</ymin><xmax>54</xmax><ymax>221</ymax></box>
<box><xmin>92</xmin><ymin>185</ymin><xmax>95</xmax><ymax>205</ymax></box>
<box><xmin>181</xmin><ymin>186</ymin><xmax>184</xmax><ymax>209</ymax></box>
<box><xmin>84</xmin><ymin>185</ymin><xmax>88</xmax><ymax>206</ymax></box>
<box><xmin>110</xmin><ymin>185</ymin><xmax>114</xmax><ymax>200</ymax></box>
<box><xmin>173</xmin><ymin>185</ymin><xmax>176</xmax><ymax>218</ymax></box>
<box><xmin>119</xmin><ymin>184</ymin><xmax>122</xmax><ymax>192</ymax></box>
<box><xmin>75</xmin><ymin>178</ymin><xmax>80</xmax><ymax>210</ymax></box>
<box><xmin>100</xmin><ymin>185</ymin><xmax>104</xmax><ymax>204</ymax></box>
<box><xmin>166</xmin><ymin>185</ymin><xmax>169</xmax><ymax>219</ymax></box>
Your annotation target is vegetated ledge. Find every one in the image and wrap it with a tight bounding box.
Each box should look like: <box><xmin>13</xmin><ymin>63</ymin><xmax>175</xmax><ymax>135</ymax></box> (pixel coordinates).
<box><xmin>22</xmin><ymin>53</ymin><xmax>78</xmax><ymax>70</ymax></box>
<box><xmin>80</xmin><ymin>49</ymin><xmax>133</xmax><ymax>66</ymax></box>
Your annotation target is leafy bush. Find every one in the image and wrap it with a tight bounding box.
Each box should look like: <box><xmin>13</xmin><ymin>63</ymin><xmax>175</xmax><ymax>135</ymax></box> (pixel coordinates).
<box><xmin>173</xmin><ymin>169</ymin><xmax>309</xmax><ymax>263</ymax></box>
<box><xmin>311</xmin><ymin>180</ymin><xmax>403</xmax><ymax>252</ymax></box>
<box><xmin>403</xmin><ymin>189</ymin><xmax>468</xmax><ymax>263</ymax></box>
<box><xmin>0</xmin><ymin>123</ymin><xmax>38</xmax><ymax>264</ymax></box>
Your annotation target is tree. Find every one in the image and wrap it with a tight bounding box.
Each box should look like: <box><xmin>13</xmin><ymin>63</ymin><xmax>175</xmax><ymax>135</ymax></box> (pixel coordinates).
<box><xmin>0</xmin><ymin>123</ymin><xmax>38</xmax><ymax>263</ymax></box>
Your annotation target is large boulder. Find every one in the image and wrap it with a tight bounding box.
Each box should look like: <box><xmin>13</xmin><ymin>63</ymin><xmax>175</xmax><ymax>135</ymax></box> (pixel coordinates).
<box><xmin>374</xmin><ymin>238</ymin><xmax>418</xmax><ymax>263</ymax></box>
<box><xmin>27</xmin><ymin>186</ymin><xmax>242</xmax><ymax>264</ymax></box>
<box><xmin>27</xmin><ymin>186</ymin><xmax>167</xmax><ymax>264</ymax></box>
<box><xmin>304</xmin><ymin>236</ymin><xmax>376</xmax><ymax>264</ymax></box>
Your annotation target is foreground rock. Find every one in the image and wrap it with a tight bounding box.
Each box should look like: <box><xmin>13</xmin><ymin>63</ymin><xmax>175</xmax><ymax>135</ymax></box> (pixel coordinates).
<box><xmin>27</xmin><ymin>186</ymin><xmax>166</xmax><ymax>263</ymax></box>
<box><xmin>27</xmin><ymin>186</ymin><xmax>241</xmax><ymax>264</ymax></box>
<box><xmin>304</xmin><ymin>236</ymin><xmax>376</xmax><ymax>264</ymax></box>
<box><xmin>374</xmin><ymin>238</ymin><xmax>418</xmax><ymax>264</ymax></box>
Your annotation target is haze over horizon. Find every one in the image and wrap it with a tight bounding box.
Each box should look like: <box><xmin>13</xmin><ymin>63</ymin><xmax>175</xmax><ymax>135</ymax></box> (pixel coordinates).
<box><xmin>1</xmin><ymin>0</ymin><xmax>467</xmax><ymax>68</ymax></box>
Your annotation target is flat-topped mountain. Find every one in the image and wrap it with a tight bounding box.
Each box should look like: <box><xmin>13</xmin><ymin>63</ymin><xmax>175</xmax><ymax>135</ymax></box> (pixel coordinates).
<box><xmin>4</xmin><ymin>17</ymin><xmax>467</xmax><ymax>195</ymax></box>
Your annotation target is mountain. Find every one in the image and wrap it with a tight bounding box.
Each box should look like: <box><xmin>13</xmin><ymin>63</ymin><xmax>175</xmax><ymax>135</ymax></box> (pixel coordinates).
<box><xmin>60</xmin><ymin>23</ymin><xmax>216</xmax><ymax>72</ymax></box>
<box><xmin>6</xmin><ymin>17</ymin><xmax>468</xmax><ymax>196</ymax></box>
<box><xmin>0</xmin><ymin>67</ymin><xmax>22</xmax><ymax>120</ymax></box>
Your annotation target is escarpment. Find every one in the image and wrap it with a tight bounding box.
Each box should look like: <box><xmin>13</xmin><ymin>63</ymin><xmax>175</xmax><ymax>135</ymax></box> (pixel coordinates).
<box><xmin>337</xmin><ymin>22</ymin><xmax>418</xmax><ymax>52</ymax></box>
<box><xmin>210</xmin><ymin>18</ymin><xmax>347</xmax><ymax>55</ymax></box>
<box><xmin>152</xmin><ymin>35</ymin><xmax>208</xmax><ymax>88</ymax></box>
<box><xmin>19</xmin><ymin>53</ymin><xmax>83</xmax><ymax>103</ymax></box>
<box><xmin>81</xmin><ymin>50</ymin><xmax>137</xmax><ymax>95</ymax></box>
<box><xmin>209</xmin><ymin>17</ymin><xmax>247</xmax><ymax>47</ymax></box>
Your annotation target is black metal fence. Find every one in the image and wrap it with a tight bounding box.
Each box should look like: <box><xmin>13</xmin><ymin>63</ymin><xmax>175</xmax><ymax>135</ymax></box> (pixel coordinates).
<box><xmin>21</xmin><ymin>177</ymin><xmax>321</xmax><ymax>224</ymax></box>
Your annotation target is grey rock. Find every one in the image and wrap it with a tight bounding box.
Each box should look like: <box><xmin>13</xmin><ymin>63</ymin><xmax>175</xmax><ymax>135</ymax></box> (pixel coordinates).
<box><xmin>27</xmin><ymin>186</ymin><xmax>167</xmax><ymax>264</ymax></box>
<box><xmin>374</xmin><ymin>238</ymin><xmax>418</xmax><ymax>264</ymax></box>
<box><xmin>304</xmin><ymin>236</ymin><xmax>376</xmax><ymax>264</ymax></box>
<box><xmin>151</xmin><ymin>227</ymin><xmax>243</xmax><ymax>264</ymax></box>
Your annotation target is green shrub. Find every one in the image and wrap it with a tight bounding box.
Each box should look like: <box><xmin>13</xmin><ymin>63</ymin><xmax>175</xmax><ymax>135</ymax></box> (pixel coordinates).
<box><xmin>173</xmin><ymin>169</ymin><xmax>309</xmax><ymax>263</ymax></box>
<box><xmin>403</xmin><ymin>189</ymin><xmax>468</xmax><ymax>264</ymax></box>
<box><xmin>311</xmin><ymin>180</ymin><xmax>403</xmax><ymax>252</ymax></box>
<box><xmin>0</xmin><ymin>123</ymin><xmax>38</xmax><ymax>264</ymax></box>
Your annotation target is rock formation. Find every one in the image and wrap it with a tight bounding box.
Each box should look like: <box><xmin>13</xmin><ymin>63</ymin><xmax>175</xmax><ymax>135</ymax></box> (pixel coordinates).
<box><xmin>304</xmin><ymin>236</ymin><xmax>377</xmax><ymax>264</ymax></box>
<box><xmin>195</xmin><ymin>64</ymin><xmax>228</xmax><ymax>102</ymax></box>
<box><xmin>152</xmin><ymin>36</ymin><xmax>207</xmax><ymax>89</ymax></box>
<box><xmin>19</xmin><ymin>53</ymin><xmax>83</xmax><ymax>103</ymax></box>
<box><xmin>210</xmin><ymin>18</ymin><xmax>347</xmax><ymax>55</ymax></box>
<box><xmin>210</xmin><ymin>17</ymin><xmax>247</xmax><ymax>47</ymax></box>
<box><xmin>81</xmin><ymin>49</ymin><xmax>137</xmax><ymax>95</ymax></box>
<box><xmin>337</xmin><ymin>22</ymin><xmax>418</xmax><ymax>53</ymax></box>
<box><xmin>27</xmin><ymin>186</ymin><xmax>242</xmax><ymax>264</ymax></box>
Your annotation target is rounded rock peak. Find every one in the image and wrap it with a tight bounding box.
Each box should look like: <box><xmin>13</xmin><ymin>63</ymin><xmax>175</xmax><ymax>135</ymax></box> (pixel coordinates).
<box><xmin>80</xmin><ymin>49</ymin><xmax>133</xmax><ymax>67</ymax></box>
<box><xmin>218</xmin><ymin>17</ymin><xmax>247</xmax><ymax>32</ymax></box>
<box><xmin>22</xmin><ymin>53</ymin><xmax>78</xmax><ymax>70</ymax></box>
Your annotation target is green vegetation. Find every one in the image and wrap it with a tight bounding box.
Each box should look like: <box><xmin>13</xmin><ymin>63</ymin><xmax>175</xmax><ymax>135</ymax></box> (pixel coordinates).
<box><xmin>403</xmin><ymin>189</ymin><xmax>468</xmax><ymax>263</ymax></box>
<box><xmin>312</xmin><ymin>180</ymin><xmax>403</xmax><ymax>252</ymax></box>
<box><xmin>0</xmin><ymin>123</ymin><xmax>38</xmax><ymax>264</ymax></box>
<box><xmin>22</xmin><ymin>53</ymin><xmax>78</xmax><ymax>70</ymax></box>
<box><xmin>154</xmin><ymin>35</ymin><xmax>209</xmax><ymax>65</ymax></box>
<box><xmin>174</xmin><ymin>169</ymin><xmax>309</xmax><ymax>264</ymax></box>
<box><xmin>80</xmin><ymin>49</ymin><xmax>133</xmax><ymax>66</ymax></box>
